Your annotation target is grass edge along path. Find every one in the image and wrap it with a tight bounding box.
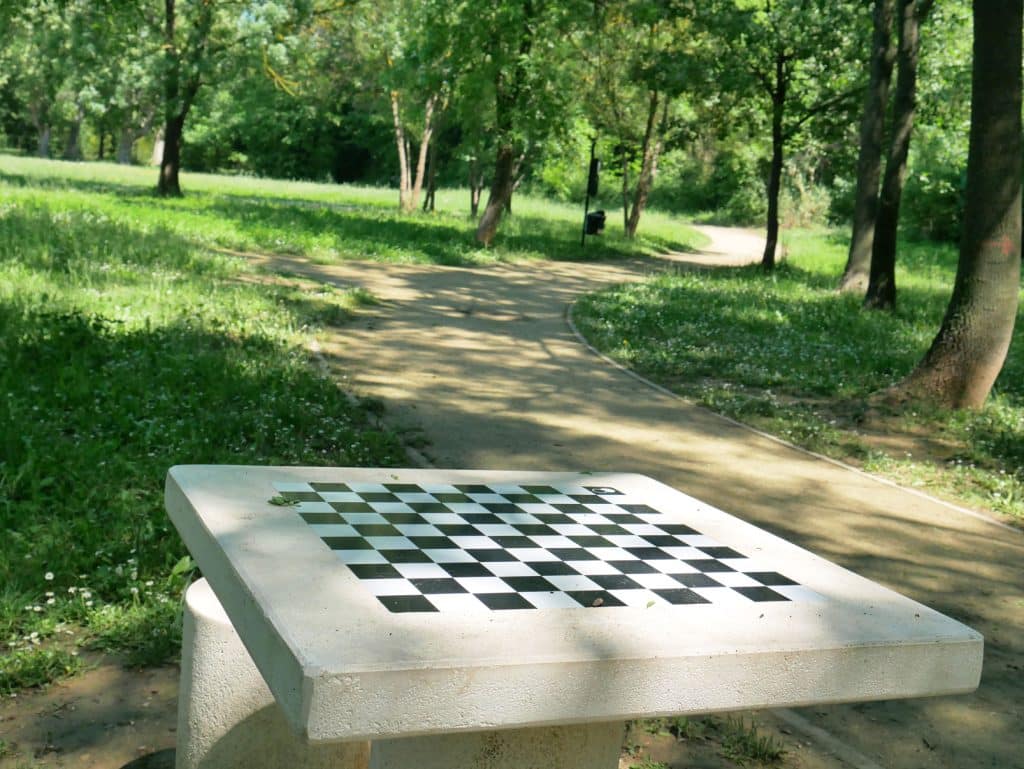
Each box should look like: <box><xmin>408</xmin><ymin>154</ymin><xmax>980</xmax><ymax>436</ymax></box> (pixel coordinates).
<box><xmin>573</xmin><ymin>229</ymin><xmax>1024</xmax><ymax>525</ymax></box>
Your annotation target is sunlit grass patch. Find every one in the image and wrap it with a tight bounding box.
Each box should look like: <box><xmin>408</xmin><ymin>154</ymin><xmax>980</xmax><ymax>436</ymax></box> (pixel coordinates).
<box><xmin>1</xmin><ymin>169</ymin><xmax>410</xmax><ymax>691</ymax></box>
<box><xmin>575</xmin><ymin>229</ymin><xmax>1024</xmax><ymax>521</ymax></box>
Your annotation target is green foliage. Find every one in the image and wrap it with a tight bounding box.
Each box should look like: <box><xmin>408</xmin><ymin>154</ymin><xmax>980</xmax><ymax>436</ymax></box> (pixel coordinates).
<box><xmin>0</xmin><ymin>647</ymin><xmax>82</xmax><ymax>695</ymax></box>
<box><xmin>574</xmin><ymin>228</ymin><xmax>1024</xmax><ymax>520</ymax></box>
<box><xmin>719</xmin><ymin>717</ymin><xmax>786</xmax><ymax>765</ymax></box>
<box><xmin>0</xmin><ymin>158</ymin><xmax>413</xmax><ymax>687</ymax></box>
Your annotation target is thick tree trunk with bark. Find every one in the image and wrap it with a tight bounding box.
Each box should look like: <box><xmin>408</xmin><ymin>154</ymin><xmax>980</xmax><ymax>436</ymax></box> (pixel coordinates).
<box><xmin>891</xmin><ymin>0</ymin><xmax>1022</xmax><ymax>408</ymax></box>
<box><xmin>158</xmin><ymin>113</ymin><xmax>186</xmax><ymax>197</ymax></box>
<box><xmin>63</xmin><ymin>106</ymin><xmax>84</xmax><ymax>160</ymax></box>
<box><xmin>475</xmin><ymin>144</ymin><xmax>516</xmax><ymax>246</ymax></box>
<box><xmin>625</xmin><ymin>92</ymin><xmax>665</xmax><ymax>239</ymax></box>
<box><xmin>762</xmin><ymin>53</ymin><xmax>786</xmax><ymax>270</ymax></box>
<box><xmin>864</xmin><ymin>0</ymin><xmax>929</xmax><ymax>309</ymax></box>
<box><xmin>839</xmin><ymin>0</ymin><xmax>897</xmax><ymax>292</ymax></box>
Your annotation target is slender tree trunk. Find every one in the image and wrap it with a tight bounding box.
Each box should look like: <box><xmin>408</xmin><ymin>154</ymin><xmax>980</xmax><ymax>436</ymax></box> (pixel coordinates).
<box><xmin>158</xmin><ymin>113</ymin><xmax>186</xmax><ymax>197</ymax></box>
<box><xmin>423</xmin><ymin>138</ymin><xmax>437</xmax><ymax>213</ymax></box>
<box><xmin>469</xmin><ymin>157</ymin><xmax>483</xmax><ymax>217</ymax></box>
<box><xmin>390</xmin><ymin>91</ymin><xmax>412</xmax><ymax>212</ymax></box>
<box><xmin>762</xmin><ymin>53</ymin><xmax>786</xmax><ymax>270</ymax></box>
<box><xmin>620</xmin><ymin>145</ymin><xmax>631</xmax><ymax>232</ymax></box>
<box><xmin>864</xmin><ymin>0</ymin><xmax>929</xmax><ymax>309</ymax></box>
<box><xmin>475</xmin><ymin>143</ymin><xmax>516</xmax><ymax>246</ymax></box>
<box><xmin>839</xmin><ymin>0</ymin><xmax>898</xmax><ymax>292</ymax></box>
<box><xmin>891</xmin><ymin>0</ymin><xmax>1022</xmax><ymax>408</ymax></box>
<box><xmin>626</xmin><ymin>92</ymin><xmax>666</xmax><ymax>239</ymax></box>
<box><xmin>408</xmin><ymin>94</ymin><xmax>437</xmax><ymax>213</ymax></box>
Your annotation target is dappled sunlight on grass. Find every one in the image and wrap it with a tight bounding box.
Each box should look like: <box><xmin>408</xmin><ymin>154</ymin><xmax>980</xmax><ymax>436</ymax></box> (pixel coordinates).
<box><xmin>575</xmin><ymin>230</ymin><xmax>1024</xmax><ymax>521</ymax></box>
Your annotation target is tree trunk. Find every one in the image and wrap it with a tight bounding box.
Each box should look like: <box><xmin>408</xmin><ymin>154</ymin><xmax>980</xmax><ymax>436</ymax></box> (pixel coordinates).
<box><xmin>626</xmin><ymin>92</ymin><xmax>666</xmax><ymax>239</ymax></box>
<box><xmin>409</xmin><ymin>95</ymin><xmax>436</xmax><ymax>213</ymax></box>
<box><xmin>864</xmin><ymin>0</ymin><xmax>928</xmax><ymax>309</ymax></box>
<box><xmin>117</xmin><ymin>127</ymin><xmax>135</xmax><ymax>164</ymax></box>
<box><xmin>469</xmin><ymin>157</ymin><xmax>483</xmax><ymax>217</ymax></box>
<box><xmin>890</xmin><ymin>0</ymin><xmax>1022</xmax><ymax>409</ymax></box>
<box><xmin>423</xmin><ymin>137</ymin><xmax>437</xmax><ymax>213</ymax></box>
<box><xmin>390</xmin><ymin>91</ymin><xmax>413</xmax><ymax>212</ymax></box>
<box><xmin>63</xmin><ymin>107</ymin><xmax>84</xmax><ymax>161</ymax></box>
<box><xmin>475</xmin><ymin>143</ymin><xmax>516</xmax><ymax>246</ymax></box>
<box><xmin>762</xmin><ymin>53</ymin><xmax>786</xmax><ymax>270</ymax></box>
<box><xmin>839</xmin><ymin>0</ymin><xmax>898</xmax><ymax>292</ymax></box>
<box><xmin>620</xmin><ymin>145</ymin><xmax>631</xmax><ymax>232</ymax></box>
<box><xmin>158</xmin><ymin>113</ymin><xmax>186</xmax><ymax>197</ymax></box>
<box><xmin>36</xmin><ymin>125</ymin><xmax>51</xmax><ymax>158</ymax></box>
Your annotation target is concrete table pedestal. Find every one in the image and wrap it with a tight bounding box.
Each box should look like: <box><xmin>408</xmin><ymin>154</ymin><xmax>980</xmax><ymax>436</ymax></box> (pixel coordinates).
<box><xmin>179</xmin><ymin>579</ymin><xmax>623</xmax><ymax>769</ymax></box>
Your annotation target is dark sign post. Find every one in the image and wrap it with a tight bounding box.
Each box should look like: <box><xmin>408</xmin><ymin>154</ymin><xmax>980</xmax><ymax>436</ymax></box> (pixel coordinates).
<box><xmin>581</xmin><ymin>140</ymin><xmax>604</xmax><ymax>246</ymax></box>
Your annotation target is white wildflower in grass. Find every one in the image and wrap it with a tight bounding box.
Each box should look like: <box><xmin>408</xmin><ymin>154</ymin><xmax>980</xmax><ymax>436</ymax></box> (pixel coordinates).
<box><xmin>44</xmin><ymin>571</ymin><xmax>54</xmax><ymax>581</ymax></box>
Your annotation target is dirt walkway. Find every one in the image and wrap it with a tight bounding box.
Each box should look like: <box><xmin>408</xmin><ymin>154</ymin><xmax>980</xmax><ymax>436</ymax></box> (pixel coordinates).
<box><xmin>3</xmin><ymin>227</ymin><xmax>1022</xmax><ymax>769</ymax></box>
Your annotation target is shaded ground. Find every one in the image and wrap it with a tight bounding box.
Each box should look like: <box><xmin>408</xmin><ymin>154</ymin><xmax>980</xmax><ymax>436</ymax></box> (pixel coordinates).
<box><xmin>2</xmin><ymin>227</ymin><xmax>1022</xmax><ymax>769</ymax></box>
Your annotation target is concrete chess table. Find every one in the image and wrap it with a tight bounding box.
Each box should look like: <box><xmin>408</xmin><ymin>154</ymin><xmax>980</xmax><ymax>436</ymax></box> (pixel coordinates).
<box><xmin>165</xmin><ymin>465</ymin><xmax>983</xmax><ymax>769</ymax></box>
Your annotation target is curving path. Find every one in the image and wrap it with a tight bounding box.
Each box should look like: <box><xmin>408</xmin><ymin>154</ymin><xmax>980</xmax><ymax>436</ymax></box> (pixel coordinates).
<box><xmin>240</xmin><ymin>226</ymin><xmax>1023</xmax><ymax>769</ymax></box>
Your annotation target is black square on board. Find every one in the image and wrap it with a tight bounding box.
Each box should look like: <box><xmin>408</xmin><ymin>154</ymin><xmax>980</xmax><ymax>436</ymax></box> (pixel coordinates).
<box><xmin>411</xmin><ymin>578</ymin><xmax>468</xmax><ymax>594</ymax></box>
<box><xmin>609</xmin><ymin>560</ymin><xmax>658</xmax><ymax>574</ymax></box>
<box><xmin>643</xmin><ymin>535</ymin><xmax>682</xmax><ymax>548</ymax></box>
<box><xmin>735</xmin><ymin>586</ymin><xmax>789</xmax><ymax>602</ymax></box>
<box><xmin>552</xmin><ymin>504</ymin><xmax>591</xmax><ymax>515</ymax></box>
<box><xmin>354</xmin><ymin>523</ymin><xmax>402</xmax><ymax>537</ymax></box>
<box><xmin>516</xmin><ymin>524</ymin><xmax>557</xmax><ymax>536</ymax></box>
<box><xmin>299</xmin><ymin>512</ymin><xmax>345</xmax><ymax>525</ymax></box>
<box><xmin>654</xmin><ymin>588</ymin><xmax>710</xmax><ymax>605</ymax></box>
<box><xmin>410</xmin><ymin>502</ymin><xmax>452</xmax><ymax>514</ymax></box>
<box><xmin>569</xmin><ymin>494</ymin><xmax>607</xmax><ymax>504</ymax></box>
<box><xmin>330</xmin><ymin>501</ymin><xmax>374</xmax><ymax>513</ymax></box>
<box><xmin>533</xmin><ymin>513</ymin><xmax>574</xmax><ymax>524</ymax></box>
<box><xmin>604</xmin><ymin>513</ymin><xmax>644</xmax><ymax>524</ymax></box>
<box><xmin>569</xmin><ymin>535</ymin><xmax>613</xmax><ymax>548</ymax></box>
<box><xmin>550</xmin><ymin>548</ymin><xmax>597</xmax><ymax>561</ymax></box>
<box><xmin>434</xmin><ymin>493</ymin><xmax>472</xmax><ymax>503</ymax></box>
<box><xmin>620</xmin><ymin>504</ymin><xmax>661</xmax><ymax>516</ymax></box>
<box><xmin>656</xmin><ymin>523</ymin><xmax>699</xmax><ymax>535</ymax></box>
<box><xmin>747</xmin><ymin>572</ymin><xmax>798</xmax><ymax>586</ymax></box>
<box><xmin>455</xmin><ymin>484</ymin><xmax>494</xmax><ymax>494</ymax></box>
<box><xmin>382</xmin><ymin>512</ymin><xmax>428</xmax><ymax>524</ymax></box>
<box><xmin>468</xmin><ymin>549</ymin><xmax>517</xmax><ymax>562</ymax></box>
<box><xmin>379</xmin><ymin>595</ymin><xmax>437</xmax><ymax>613</ymax></box>
<box><xmin>380</xmin><ymin>549</ymin><xmax>432</xmax><ymax>563</ymax></box>
<box><xmin>503</xmin><ymin>493</ymin><xmax>541</xmax><ymax>504</ymax></box>
<box><xmin>671</xmin><ymin>573</ymin><xmax>721</xmax><ymax>588</ymax></box>
<box><xmin>349</xmin><ymin>564</ymin><xmax>402</xmax><ymax>580</ymax></box>
<box><xmin>384</xmin><ymin>483</ymin><xmax>423</xmax><ymax>493</ymax></box>
<box><xmin>492</xmin><ymin>535</ymin><xmax>536</xmax><ymax>548</ymax></box>
<box><xmin>477</xmin><ymin>593</ymin><xmax>534</xmax><ymax>610</ymax></box>
<box><xmin>322</xmin><ymin>536</ymin><xmax>373</xmax><ymax>551</ymax></box>
<box><xmin>685</xmin><ymin>559</ymin><xmax>735</xmax><ymax>573</ymax></box>
<box><xmin>435</xmin><ymin>524</ymin><xmax>482</xmax><ymax>536</ymax></box>
<box><xmin>589</xmin><ymin>574</ymin><xmax>643</xmax><ymax>591</ymax></box>
<box><xmin>700</xmin><ymin>546</ymin><xmax>744</xmax><ymax>560</ymax></box>
<box><xmin>462</xmin><ymin>513</ymin><xmax>502</xmax><ymax>524</ymax></box>
<box><xmin>310</xmin><ymin>483</ymin><xmax>350</xmax><ymax>492</ymax></box>
<box><xmin>501</xmin><ymin>576</ymin><xmax>557</xmax><ymax>593</ymax></box>
<box><xmin>442</xmin><ymin>562</ymin><xmax>492</xmax><ymax>577</ymax></box>
<box><xmin>359</xmin><ymin>492</ymin><xmax>400</xmax><ymax>503</ymax></box>
<box><xmin>590</xmin><ymin>524</ymin><xmax>629</xmax><ymax>535</ymax></box>
<box><xmin>626</xmin><ymin>547</ymin><xmax>672</xmax><ymax>560</ymax></box>
<box><xmin>483</xmin><ymin>503</ymin><xmax>521</xmax><ymax>515</ymax></box>
<box><xmin>566</xmin><ymin>590</ymin><xmax>626</xmax><ymax>608</ymax></box>
<box><xmin>520</xmin><ymin>485</ymin><xmax>560</xmax><ymax>495</ymax></box>
<box><xmin>528</xmin><ymin>561</ymin><xmax>580</xmax><ymax>576</ymax></box>
<box><xmin>410</xmin><ymin>536</ymin><xmax>457</xmax><ymax>549</ymax></box>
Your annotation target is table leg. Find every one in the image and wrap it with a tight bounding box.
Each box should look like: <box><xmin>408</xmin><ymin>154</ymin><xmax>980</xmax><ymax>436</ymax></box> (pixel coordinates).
<box><xmin>177</xmin><ymin>579</ymin><xmax>370</xmax><ymax>769</ymax></box>
<box><xmin>368</xmin><ymin>722</ymin><xmax>625</xmax><ymax>769</ymax></box>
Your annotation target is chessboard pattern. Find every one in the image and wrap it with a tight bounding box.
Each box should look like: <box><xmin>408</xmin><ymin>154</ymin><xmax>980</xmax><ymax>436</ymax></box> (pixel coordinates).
<box><xmin>273</xmin><ymin>481</ymin><xmax>819</xmax><ymax>613</ymax></box>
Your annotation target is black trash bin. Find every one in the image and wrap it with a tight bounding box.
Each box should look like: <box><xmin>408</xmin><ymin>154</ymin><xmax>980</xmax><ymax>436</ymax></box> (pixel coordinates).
<box><xmin>585</xmin><ymin>210</ymin><xmax>606</xmax><ymax>235</ymax></box>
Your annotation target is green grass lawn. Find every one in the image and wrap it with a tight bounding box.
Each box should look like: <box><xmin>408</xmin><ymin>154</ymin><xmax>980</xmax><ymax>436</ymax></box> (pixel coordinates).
<box><xmin>574</xmin><ymin>228</ymin><xmax>1024</xmax><ymax>522</ymax></box>
<box><xmin>0</xmin><ymin>154</ymin><xmax>704</xmax><ymax>693</ymax></box>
